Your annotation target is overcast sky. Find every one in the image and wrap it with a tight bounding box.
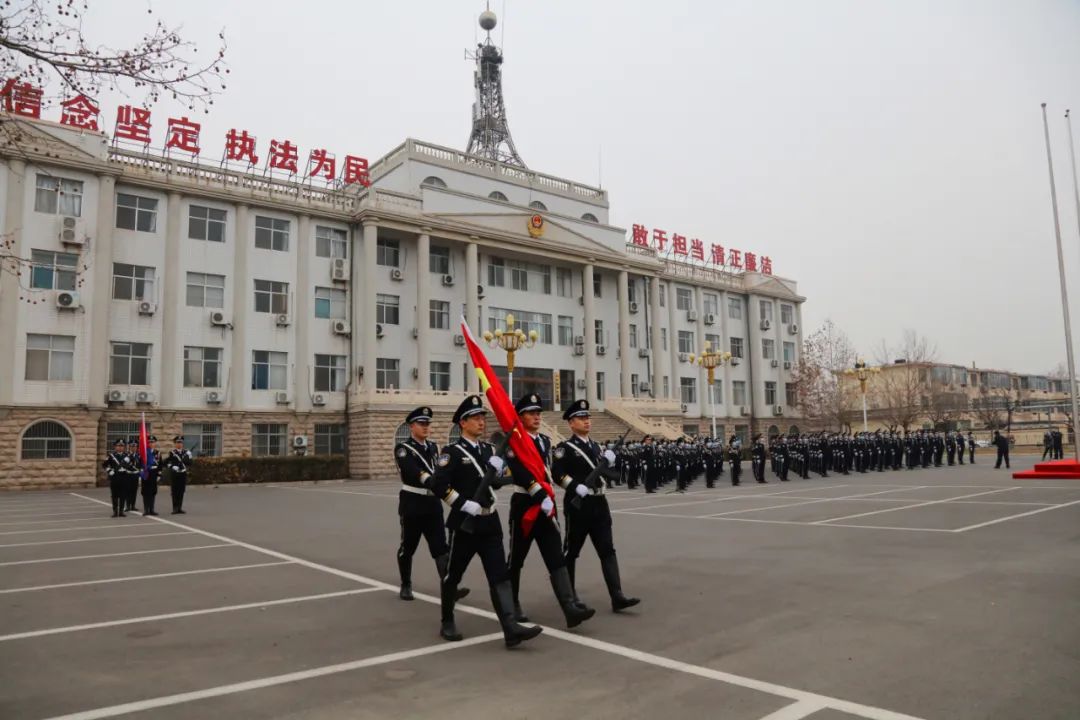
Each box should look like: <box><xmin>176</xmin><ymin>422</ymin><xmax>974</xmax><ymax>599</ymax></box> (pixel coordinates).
<box><xmin>74</xmin><ymin>0</ymin><xmax>1080</xmax><ymax>375</ymax></box>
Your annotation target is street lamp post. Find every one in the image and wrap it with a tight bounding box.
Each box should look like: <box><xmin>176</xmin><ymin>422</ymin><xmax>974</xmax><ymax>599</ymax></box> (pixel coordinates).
<box><xmin>482</xmin><ymin>313</ymin><xmax>538</xmax><ymax>400</ymax></box>
<box><xmin>844</xmin><ymin>359</ymin><xmax>880</xmax><ymax>433</ymax></box>
<box><xmin>689</xmin><ymin>341</ymin><xmax>733</xmax><ymax>439</ymax></box>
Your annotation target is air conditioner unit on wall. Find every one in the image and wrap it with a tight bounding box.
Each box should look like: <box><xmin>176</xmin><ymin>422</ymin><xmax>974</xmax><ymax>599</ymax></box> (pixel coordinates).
<box><xmin>276</xmin><ymin>313</ymin><xmax>291</xmax><ymax>327</ymax></box>
<box><xmin>681</xmin><ymin>404</ymin><xmax>689</xmax><ymax>413</ymax></box>
<box><xmin>477</xmin><ymin>284</ymin><xmax>485</xmax><ymax>299</ymax></box>
<box><xmin>572</xmin><ymin>346</ymin><xmax>585</xmax><ymax>356</ymax></box>
<box><xmin>760</xmin><ymin>319</ymin><xmax>771</xmax><ymax>331</ymax></box>
<box><xmin>56</xmin><ymin>291</ymin><xmax>80</xmax><ymax>309</ymax></box>
<box><xmin>210</xmin><ymin>310</ymin><xmax>229</xmax><ymax>326</ymax></box>
<box><xmin>205</xmin><ymin>390</ymin><xmax>222</xmax><ymax>404</ymax></box>
<box><xmin>275</xmin><ymin>392</ymin><xmax>290</xmax><ymax>405</ymax></box>
<box><xmin>739</xmin><ymin>406</ymin><xmax>749</xmax><ymax>416</ymax></box>
<box><xmin>293</xmin><ymin>435</ymin><xmax>308</xmax><ymax>448</ymax></box>
<box><xmin>576</xmin><ymin>379</ymin><xmax>587</xmax><ymax>389</ymax></box>
<box><xmin>639</xmin><ymin>381</ymin><xmax>651</xmax><ymax>392</ymax></box>
<box><xmin>375</xmin><ymin>323</ymin><xmax>384</xmax><ymax>338</ymax></box>
<box><xmin>138</xmin><ymin>301</ymin><xmax>156</xmax><ymax>316</ymax></box>
<box><xmin>134</xmin><ymin>390</ymin><xmax>155</xmax><ymax>404</ymax></box>
<box><xmin>106</xmin><ymin>388</ymin><xmax>127</xmax><ymax>403</ymax></box>
<box><xmin>332</xmin><ymin>258</ymin><xmax>350</xmax><ymax>282</ymax></box>
<box><xmin>678</xmin><ymin>352</ymin><xmax>688</xmax><ymax>362</ymax></box>
<box><xmin>783</xmin><ymin>361</ymin><xmax>792</xmax><ymax>370</ymax></box>
<box><xmin>731</xmin><ymin>357</ymin><xmax>741</xmax><ymax>366</ymax></box>
<box><xmin>773</xmin><ymin>405</ymin><xmax>784</xmax><ymax>416</ymax></box>
<box><xmin>573</xmin><ymin>336</ymin><xmax>585</xmax><ymax>345</ymax></box>
<box><xmin>703</xmin><ymin>313</ymin><xmax>716</xmax><ymax>325</ymax></box>
<box><xmin>312</xmin><ymin>393</ymin><xmax>327</xmax><ymax>406</ymax></box>
<box><xmin>687</xmin><ymin>310</ymin><xmax>698</xmax><ymax>322</ymax></box>
<box><xmin>453</xmin><ymin>334</ymin><xmax>466</xmax><ymax>346</ymax></box>
<box><xmin>771</xmin><ymin>359</ymin><xmax>779</xmax><ymax>368</ymax></box>
<box><xmin>59</xmin><ymin>216</ymin><xmax>85</xmax><ymax>247</ymax></box>
<box><xmin>788</xmin><ymin>324</ymin><xmax>799</xmax><ymax>335</ymax></box>
<box><xmin>629</xmin><ymin>301</ymin><xmax>639</xmax><ymax>314</ymax></box>
<box><xmin>596</xmin><ymin>345</ymin><xmax>607</xmax><ymax>356</ymax></box>
<box><xmin>390</xmin><ymin>268</ymin><xmax>404</xmax><ymax>281</ymax></box>
<box><xmin>638</xmin><ymin>348</ymin><xmax>649</xmax><ymax>358</ymax></box>
<box><xmin>441</xmin><ymin>274</ymin><xmax>455</xmax><ymax>286</ymax></box>
<box><xmin>411</xmin><ymin>367</ymin><xmax>419</xmax><ymax>379</ymax></box>
<box><xmin>332</xmin><ymin>320</ymin><xmax>350</xmax><ymax>336</ymax></box>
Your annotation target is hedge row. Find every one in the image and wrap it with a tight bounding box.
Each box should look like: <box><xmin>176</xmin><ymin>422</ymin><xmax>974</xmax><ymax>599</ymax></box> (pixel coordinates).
<box><xmin>164</xmin><ymin>455</ymin><xmax>349</xmax><ymax>485</ymax></box>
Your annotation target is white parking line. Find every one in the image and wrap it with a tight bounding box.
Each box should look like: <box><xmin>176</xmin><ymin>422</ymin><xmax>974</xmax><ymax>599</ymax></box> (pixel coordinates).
<box><xmin>0</xmin><ymin>544</ymin><xmax>234</xmax><ymax>567</ymax></box>
<box><xmin>813</xmin><ymin>488</ymin><xmax>1019</xmax><ymax>524</ymax></box>
<box><xmin>68</xmin><ymin>492</ymin><xmax>927</xmax><ymax>720</ymax></box>
<box><xmin>951</xmin><ymin>498</ymin><xmax>1080</xmax><ymax>532</ymax></box>
<box><xmin>0</xmin><ymin>531</ymin><xmax>193</xmax><ymax>549</ymax></box>
<box><xmin>617</xmin><ymin>511</ymin><xmax>954</xmax><ymax>532</ymax></box>
<box><xmin>0</xmin><ymin>516</ymin><xmax>120</xmax><ymax>527</ymax></box>
<box><xmin>0</xmin><ymin>522</ymin><xmax>157</xmax><ymax>537</ymax></box>
<box><xmin>0</xmin><ymin>561</ymin><xmax>292</xmax><ymax>594</ymax></box>
<box><xmin>613</xmin><ymin>485</ymin><xmax>851</xmax><ymax>514</ymax></box>
<box><xmin>0</xmin><ymin>587</ymin><xmax>382</xmax><ymax>642</ymax></box>
<box><xmin>0</xmin><ymin>507</ymin><xmax>100</xmax><ymax>517</ymax></box>
<box><xmin>705</xmin><ymin>486</ymin><xmax>927</xmax><ymax>518</ymax></box>
<box><xmin>42</xmin><ymin>633</ymin><xmax>506</xmax><ymax>720</ymax></box>
<box><xmin>268</xmin><ymin>486</ymin><xmax>399</xmax><ymax>499</ymax></box>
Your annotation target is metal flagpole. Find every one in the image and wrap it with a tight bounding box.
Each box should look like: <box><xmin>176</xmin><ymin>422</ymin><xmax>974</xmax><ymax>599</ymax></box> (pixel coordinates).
<box><xmin>1041</xmin><ymin>103</ymin><xmax>1080</xmax><ymax>460</ymax></box>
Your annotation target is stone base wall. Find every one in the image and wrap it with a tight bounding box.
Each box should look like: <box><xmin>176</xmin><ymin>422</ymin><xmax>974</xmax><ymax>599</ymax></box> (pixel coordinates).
<box><xmin>0</xmin><ymin>407</ymin><xmax>102</xmax><ymax>490</ymax></box>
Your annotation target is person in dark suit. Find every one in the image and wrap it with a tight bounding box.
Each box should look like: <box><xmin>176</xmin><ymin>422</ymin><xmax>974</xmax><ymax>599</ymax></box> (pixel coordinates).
<box><xmin>124</xmin><ymin>437</ymin><xmax>142</xmax><ymax>512</ymax></box>
<box><xmin>429</xmin><ymin>395</ymin><xmax>542</xmax><ymax>648</ymax></box>
<box><xmin>141</xmin><ymin>436</ymin><xmax>162</xmax><ymax>516</ymax></box>
<box><xmin>992</xmin><ymin>430</ymin><xmax>1010</xmax><ymax>469</ymax></box>
<box><xmin>103</xmin><ymin>439</ymin><xmax>127</xmax><ymax>517</ymax></box>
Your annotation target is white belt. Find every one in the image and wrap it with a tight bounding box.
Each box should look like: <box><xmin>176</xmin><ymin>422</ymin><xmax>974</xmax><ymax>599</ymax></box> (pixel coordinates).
<box><xmin>588</xmin><ymin>485</ymin><xmax>606</xmax><ymax>496</ymax></box>
<box><xmin>512</xmin><ymin>487</ymin><xmax>530</xmax><ymax>495</ymax></box>
<box><xmin>472</xmin><ymin>505</ymin><xmax>496</xmax><ymax>516</ymax></box>
<box><xmin>400</xmin><ymin>484</ymin><xmax>434</xmax><ymax>497</ymax></box>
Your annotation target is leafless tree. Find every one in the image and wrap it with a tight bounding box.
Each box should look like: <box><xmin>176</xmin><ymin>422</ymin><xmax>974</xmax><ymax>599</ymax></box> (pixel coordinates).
<box><xmin>871</xmin><ymin>330</ymin><xmax>938</xmax><ymax>432</ymax></box>
<box><xmin>971</xmin><ymin>386</ymin><xmax>1019</xmax><ymax>432</ymax></box>
<box><xmin>791</xmin><ymin>319</ymin><xmax>858</xmax><ymax>431</ymax></box>
<box><xmin>0</xmin><ymin>0</ymin><xmax>227</xmax><ymax>111</ymax></box>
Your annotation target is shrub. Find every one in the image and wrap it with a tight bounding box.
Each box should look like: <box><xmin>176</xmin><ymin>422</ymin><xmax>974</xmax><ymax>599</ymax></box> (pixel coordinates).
<box><xmin>163</xmin><ymin>455</ymin><xmax>349</xmax><ymax>485</ymax></box>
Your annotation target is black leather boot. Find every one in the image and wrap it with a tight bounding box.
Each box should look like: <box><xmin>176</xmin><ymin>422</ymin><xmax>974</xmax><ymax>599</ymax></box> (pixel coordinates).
<box><xmin>398</xmin><ymin>553</ymin><xmax>414</xmax><ymax>601</ymax></box>
<box><xmin>440</xmin><ymin>581</ymin><xmax>463</xmax><ymax>642</ymax></box>
<box><xmin>600</xmin><ymin>555</ymin><xmax>640</xmax><ymax>612</ymax></box>
<box><xmin>492</xmin><ymin>581</ymin><xmax>543</xmax><ymax>648</ymax></box>
<box><xmin>435</xmin><ymin>553</ymin><xmax>469</xmax><ymax>601</ymax></box>
<box><xmin>509</xmin><ymin>566</ymin><xmax>529</xmax><ymax>622</ymax></box>
<box><xmin>550</xmin><ymin>567</ymin><xmax>595</xmax><ymax>628</ymax></box>
<box><xmin>565</xmin><ymin>558</ymin><xmax>588</xmax><ymax>610</ymax></box>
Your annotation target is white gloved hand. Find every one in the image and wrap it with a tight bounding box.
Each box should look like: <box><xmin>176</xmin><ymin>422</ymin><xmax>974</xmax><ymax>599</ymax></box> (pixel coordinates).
<box><xmin>461</xmin><ymin>500</ymin><xmax>482</xmax><ymax>516</ymax></box>
<box><xmin>540</xmin><ymin>496</ymin><xmax>555</xmax><ymax>515</ymax></box>
<box><xmin>574</xmin><ymin>484</ymin><xmax>589</xmax><ymax>498</ymax></box>
<box><xmin>603</xmin><ymin>449</ymin><xmax>617</xmax><ymax>466</ymax></box>
<box><xmin>487</xmin><ymin>456</ymin><xmax>505</xmax><ymax>474</ymax></box>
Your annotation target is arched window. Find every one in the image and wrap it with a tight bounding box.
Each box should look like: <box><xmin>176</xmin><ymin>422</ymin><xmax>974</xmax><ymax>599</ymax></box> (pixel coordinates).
<box><xmin>448</xmin><ymin>425</ymin><xmax>462</xmax><ymax>444</ymax></box>
<box><xmin>581</xmin><ymin>213</ymin><xmax>599</xmax><ymax>223</ymax></box>
<box><xmin>787</xmin><ymin>425</ymin><xmax>800</xmax><ymax>437</ymax></box>
<box><xmin>21</xmin><ymin>420</ymin><xmax>72</xmax><ymax>460</ymax></box>
<box><xmin>394</xmin><ymin>423</ymin><xmax>411</xmax><ymax>445</ymax></box>
<box><xmin>421</xmin><ymin>176</ymin><xmax>447</xmax><ymax>189</ymax></box>
<box><xmin>767</xmin><ymin>424</ymin><xmax>780</xmax><ymax>440</ymax></box>
<box><xmin>488</xmin><ymin>191</ymin><xmax>509</xmax><ymax>202</ymax></box>
<box><xmin>529</xmin><ymin>201</ymin><xmax>547</xmax><ymax>211</ymax></box>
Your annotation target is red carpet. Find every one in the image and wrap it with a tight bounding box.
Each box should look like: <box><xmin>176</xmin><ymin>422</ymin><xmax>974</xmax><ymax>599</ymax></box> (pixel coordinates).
<box><xmin>1012</xmin><ymin>459</ymin><xmax>1080</xmax><ymax>479</ymax></box>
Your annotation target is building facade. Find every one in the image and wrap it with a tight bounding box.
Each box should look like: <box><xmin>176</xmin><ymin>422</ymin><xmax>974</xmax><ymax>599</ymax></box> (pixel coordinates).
<box><xmin>0</xmin><ymin>120</ymin><xmax>805</xmax><ymax>488</ymax></box>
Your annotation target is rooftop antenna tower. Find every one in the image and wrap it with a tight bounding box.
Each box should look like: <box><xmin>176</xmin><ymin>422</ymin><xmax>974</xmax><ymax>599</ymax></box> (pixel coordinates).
<box><xmin>466</xmin><ymin>5</ymin><xmax>527</xmax><ymax>167</ymax></box>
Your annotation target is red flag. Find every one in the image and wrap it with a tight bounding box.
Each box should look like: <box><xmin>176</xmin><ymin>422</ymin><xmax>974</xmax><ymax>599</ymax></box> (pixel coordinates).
<box><xmin>461</xmin><ymin>318</ymin><xmax>555</xmax><ymax>536</ymax></box>
<box><xmin>138</xmin><ymin>412</ymin><xmax>150</xmax><ymax>481</ymax></box>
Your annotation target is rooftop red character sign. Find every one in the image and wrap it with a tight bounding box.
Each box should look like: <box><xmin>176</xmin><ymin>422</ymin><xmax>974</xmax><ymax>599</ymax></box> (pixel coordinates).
<box><xmin>711</xmin><ymin>244</ymin><xmax>725</xmax><ymax>266</ymax></box>
<box><xmin>652</xmin><ymin>228</ymin><xmax>668</xmax><ymax>253</ymax></box>
<box><xmin>59</xmin><ymin>95</ymin><xmax>99</xmax><ymax>131</ymax></box>
<box><xmin>744</xmin><ymin>252</ymin><xmax>757</xmax><ymax>273</ymax></box>
<box><xmin>225</xmin><ymin>129</ymin><xmax>258</xmax><ymax>165</ymax></box>
<box><xmin>672</xmin><ymin>233</ymin><xmax>687</xmax><ymax>256</ymax></box>
<box><xmin>308</xmin><ymin>149</ymin><xmax>336</xmax><ymax>181</ymax></box>
<box><xmin>342</xmin><ymin>155</ymin><xmax>371</xmax><ymax>186</ymax></box>
<box><xmin>165</xmin><ymin>116</ymin><xmax>201</xmax><ymax>155</ymax></box>
<box><xmin>1</xmin><ymin>80</ymin><xmax>42</xmax><ymax>118</ymax></box>
<box><xmin>690</xmin><ymin>238</ymin><xmax>704</xmax><ymax>261</ymax></box>
<box><xmin>728</xmin><ymin>249</ymin><xmax>742</xmax><ymax>270</ymax></box>
<box><xmin>761</xmin><ymin>256</ymin><xmax>773</xmax><ymax>275</ymax></box>
<box><xmin>631</xmin><ymin>224</ymin><xmax>649</xmax><ymax>247</ymax></box>
<box><xmin>114</xmin><ymin>105</ymin><xmax>152</xmax><ymax>144</ymax></box>
<box><xmin>269</xmin><ymin>139</ymin><xmax>298</xmax><ymax>173</ymax></box>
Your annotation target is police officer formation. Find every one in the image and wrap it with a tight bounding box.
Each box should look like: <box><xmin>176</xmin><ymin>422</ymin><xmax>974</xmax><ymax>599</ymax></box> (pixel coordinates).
<box><xmin>394</xmin><ymin>394</ymin><xmax>639</xmax><ymax>650</ymax></box>
<box><xmin>102</xmin><ymin>435</ymin><xmax>193</xmax><ymax>517</ymax></box>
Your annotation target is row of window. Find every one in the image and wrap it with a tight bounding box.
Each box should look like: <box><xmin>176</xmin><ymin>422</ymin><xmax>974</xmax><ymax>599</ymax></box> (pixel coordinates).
<box><xmin>17</xmin><ymin>419</ymin><xmax>346</xmax><ymax>461</ymax></box>
<box><xmin>674</xmin><ymin>378</ymin><xmax>798</xmax><ymax>408</ymax></box>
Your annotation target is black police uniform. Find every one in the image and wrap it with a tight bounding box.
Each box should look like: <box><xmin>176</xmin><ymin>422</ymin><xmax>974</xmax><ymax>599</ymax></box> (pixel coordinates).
<box><xmin>551</xmin><ymin>399</ymin><xmax>640</xmax><ymax>613</ymax></box>
<box><xmin>165</xmin><ymin>437</ymin><xmax>193</xmax><ymax>513</ymax></box>
<box><xmin>751</xmin><ymin>435</ymin><xmax>767</xmax><ymax>483</ymax></box>
<box><xmin>393</xmin><ymin>406</ymin><xmax>464</xmax><ymax>603</ymax></box>
<box><xmin>429</xmin><ymin>395</ymin><xmax>541</xmax><ymax>648</ymax></box>
<box><xmin>505</xmin><ymin>394</ymin><xmax>594</xmax><ymax>628</ymax></box>
<box><xmin>103</xmin><ymin>441</ymin><xmax>127</xmax><ymax>517</ymax></box>
<box><xmin>993</xmin><ymin>432</ymin><xmax>1010</xmax><ymax>469</ymax></box>
<box><xmin>123</xmin><ymin>440</ymin><xmax>142</xmax><ymax>511</ymax></box>
<box><xmin>142</xmin><ymin>437</ymin><xmax>162</xmax><ymax>516</ymax></box>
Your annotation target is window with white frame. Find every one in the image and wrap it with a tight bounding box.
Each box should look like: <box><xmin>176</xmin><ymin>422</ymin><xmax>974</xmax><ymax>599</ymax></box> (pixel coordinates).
<box><xmin>430</xmin><ymin>246</ymin><xmax>450</xmax><ymax>275</ymax></box>
<box><xmin>710</xmin><ymin>380</ymin><xmax>723</xmax><ymax>405</ymax></box>
<box><xmin>376</xmin><ymin>294</ymin><xmax>400</xmax><ymax>325</ymax></box>
<box><xmin>676</xmin><ymin>288</ymin><xmax>692</xmax><ymax>311</ymax></box>
<box><xmin>783</xmin><ymin>341</ymin><xmax>795</xmax><ymax>363</ymax></box>
<box><xmin>556</xmin><ymin>267</ymin><xmax>573</xmax><ymax>297</ymax></box>
<box><xmin>594</xmin><ymin>319</ymin><xmax>605</xmax><ymax>346</ymax></box>
<box><xmin>183</xmin><ymin>346</ymin><xmax>222</xmax><ymax>388</ymax></box>
<box><xmin>429</xmin><ymin>300</ymin><xmax>449</xmax><ymax>329</ymax></box>
<box><xmin>506</xmin><ymin>260</ymin><xmax>551</xmax><ymax>294</ymax></box>
<box><xmin>765</xmin><ymin>381</ymin><xmax>777</xmax><ymax>405</ymax></box>
<box><xmin>182</xmin><ymin>422</ymin><xmax>222</xmax><ymax>457</ymax></box>
<box><xmin>631</xmin><ymin>373</ymin><xmax>640</xmax><ymax>397</ymax></box>
<box><xmin>728</xmin><ymin>296</ymin><xmax>742</xmax><ymax>320</ymax></box>
<box><xmin>759</xmin><ymin>300</ymin><xmax>774</xmax><ymax>322</ymax></box>
<box><xmin>596</xmin><ymin>372</ymin><xmax>606</xmax><ymax>401</ymax></box>
<box><xmin>762</xmin><ymin>339</ymin><xmax>775</xmax><ymax>360</ymax></box>
<box><xmin>730</xmin><ymin>337</ymin><xmax>744</xmax><ymax>359</ymax></box>
<box><xmin>593</xmin><ymin>271</ymin><xmax>603</xmax><ymax>298</ymax></box>
<box><xmin>30</xmin><ymin>250</ymin><xmax>78</xmax><ymax>290</ymax></box>
<box><xmin>112</xmin><ymin>263</ymin><xmax>156</xmax><ymax>301</ymax></box>
<box><xmin>34</xmin><ymin>175</ymin><xmax>83</xmax><ymax>216</ymax></box>
<box><xmin>25</xmin><ymin>334</ymin><xmax>74</xmax><ymax>381</ymax></box>
<box><xmin>314</xmin><ymin>286</ymin><xmax>347</xmax><ymax>319</ymax></box>
<box><xmin>186</xmin><ymin>272</ymin><xmax>225</xmax><ymax>308</ymax></box>
<box><xmin>377</xmin><ymin>238</ymin><xmax>400</xmax><ymax>267</ymax></box>
<box><xmin>680</xmin><ymin>377</ymin><xmax>697</xmax><ymax>404</ymax></box>
<box><xmin>188</xmin><ymin>205</ymin><xmax>227</xmax><ymax>242</ymax></box>
<box><xmin>663</xmin><ymin>376</ymin><xmax>670</xmax><ymax>398</ymax></box>
<box><xmin>315</xmin><ymin>226</ymin><xmax>348</xmax><ymax>259</ymax></box>
<box><xmin>629</xmin><ymin>324</ymin><xmax>638</xmax><ymax>349</ymax></box>
<box><xmin>254</xmin><ymin>280</ymin><xmax>288</xmax><ymax>314</ymax></box>
<box><xmin>314</xmin><ymin>423</ymin><xmax>346</xmax><ymax>455</ymax></box>
<box><xmin>430</xmin><ymin>361</ymin><xmax>451</xmax><ymax>392</ymax></box>
<box><xmin>780</xmin><ymin>304</ymin><xmax>793</xmax><ymax>325</ymax></box>
<box><xmin>314</xmin><ymin>354</ymin><xmax>347</xmax><ymax>392</ymax></box>
<box><xmin>488</xmin><ymin>257</ymin><xmax>505</xmax><ymax>287</ymax></box>
<box><xmin>661</xmin><ymin>328</ymin><xmax>668</xmax><ymax>351</ymax></box>
<box><xmin>678</xmin><ymin>330</ymin><xmax>695</xmax><ymax>354</ymax></box>
<box><xmin>627</xmin><ymin>278</ymin><xmax>638</xmax><ymax>304</ymax></box>
<box><xmin>705</xmin><ymin>333</ymin><xmax>721</xmax><ymax>353</ymax></box>
<box><xmin>703</xmin><ymin>293</ymin><xmax>718</xmax><ymax>316</ymax></box>
<box><xmin>251</xmin><ymin>423</ymin><xmax>288</xmax><ymax>456</ymax></box>
<box><xmin>488</xmin><ymin>307</ymin><xmax>552</xmax><ymax>343</ymax></box>
<box><xmin>110</xmin><ymin>342</ymin><xmax>151</xmax><ymax>385</ymax></box>
<box><xmin>786</xmin><ymin>383</ymin><xmax>797</xmax><ymax>407</ymax></box>
<box><xmin>115</xmin><ymin>193</ymin><xmax>158</xmax><ymax>232</ymax></box>
<box><xmin>251</xmin><ymin>350</ymin><xmax>287</xmax><ymax>390</ymax></box>
<box><xmin>21</xmin><ymin>420</ymin><xmax>72</xmax><ymax>460</ymax></box>
<box><xmin>376</xmin><ymin>358</ymin><xmax>400</xmax><ymax>389</ymax></box>
<box><xmin>659</xmin><ymin>284</ymin><xmax>666</xmax><ymax>307</ymax></box>
<box><xmin>558</xmin><ymin>316</ymin><xmax>574</xmax><ymax>346</ymax></box>
<box><xmin>254</xmin><ymin>216</ymin><xmax>290</xmax><ymax>251</ymax></box>
<box><xmin>732</xmin><ymin>380</ymin><xmax>747</xmax><ymax>406</ymax></box>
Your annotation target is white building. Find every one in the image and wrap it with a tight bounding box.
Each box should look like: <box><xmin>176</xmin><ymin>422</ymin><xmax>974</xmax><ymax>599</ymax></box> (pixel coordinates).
<box><xmin>0</xmin><ymin>119</ymin><xmax>805</xmax><ymax>487</ymax></box>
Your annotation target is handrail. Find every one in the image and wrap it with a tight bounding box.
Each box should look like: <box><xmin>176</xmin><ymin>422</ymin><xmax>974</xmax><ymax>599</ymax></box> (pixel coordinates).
<box><xmin>605</xmin><ymin>398</ymin><xmax>685</xmax><ymax>440</ymax></box>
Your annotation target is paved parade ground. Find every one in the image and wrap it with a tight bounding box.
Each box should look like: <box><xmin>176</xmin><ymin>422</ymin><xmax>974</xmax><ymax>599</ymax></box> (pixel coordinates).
<box><xmin>1</xmin><ymin>458</ymin><xmax>1079</xmax><ymax>720</ymax></box>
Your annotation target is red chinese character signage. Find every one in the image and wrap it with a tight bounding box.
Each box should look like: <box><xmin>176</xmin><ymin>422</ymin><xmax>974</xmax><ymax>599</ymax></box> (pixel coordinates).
<box><xmin>225</xmin><ymin>129</ymin><xmax>259</xmax><ymax>164</ymax></box>
<box><xmin>342</xmin><ymin>155</ymin><xmax>371</xmax><ymax>186</ymax></box>
<box><xmin>165</xmin><ymin>116</ymin><xmax>201</xmax><ymax>156</ymax></box>
<box><xmin>630</xmin><ymin>224</ymin><xmax>776</xmax><ymax>275</ymax></box>
<box><xmin>308</xmin><ymin>149</ymin><xmax>336</xmax><ymax>181</ymax></box>
<box><xmin>114</xmin><ymin>105</ymin><xmax>152</xmax><ymax>144</ymax></box>
<box><xmin>269</xmin><ymin>139</ymin><xmax>298</xmax><ymax>173</ymax></box>
<box><xmin>1</xmin><ymin>79</ymin><xmax>42</xmax><ymax>118</ymax></box>
<box><xmin>60</xmin><ymin>95</ymin><xmax>100</xmax><ymax>131</ymax></box>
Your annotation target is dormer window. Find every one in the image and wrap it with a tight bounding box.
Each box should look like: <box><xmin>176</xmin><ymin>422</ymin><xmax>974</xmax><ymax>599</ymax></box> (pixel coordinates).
<box><xmin>421</xmin><ymin>176</ymin><xmax>447</xmax><ymax>189</ymax></box>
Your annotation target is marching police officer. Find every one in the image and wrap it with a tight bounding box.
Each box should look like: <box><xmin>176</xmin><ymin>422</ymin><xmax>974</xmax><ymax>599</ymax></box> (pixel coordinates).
<box><xmin>992</xmin><ymin>430</ymin><xmax>1010</xmax><ymax>469</ymax></box>
<box><xmin>506</xmin><ymin>393</ymin><xmax>595</xmax><ymax>628</ymax></box>
<box><xmin>141</xmin><ymin>435</ymin><xmax>162</xmax><ymax>516</ymax></box>
<box><xmin>751</xmin><ymin>433</ymin><xmax>767</xmax><ymax>483</ymax></box>
<box><xmin>103</xmin><ymin>439</ymin><xmax>128</xmax><ymax>517</ymax></box>
<box><xmin>641</xmin><ymin>435</ymin><xmax>659</xmax><ymax>493</ymax></box>
<box><xmin>124</xmin><ymin>437</ymin><xmax>142</xmax><ymax>512</ymax></box>
<box><xmin>728</xmin><ymin>434</ymin><xmax>743</xmax><ymax>485</ymax></box>
<box><xmin>393</xmin><ymin>406</ymin><xmax>468</xmax><ymax>603</ymax></box>
<box><xmin>165</xmin><ymin>436</ymin><xmax>193</xmax><ymax>514</ymax></box>
<box><xmin>430</xmin><ymin>395</ymin><xmax>542</xmax><ymax>648</ymax></box>
<box><xmin>551</xmin><ymin>399</ymin><xmax>640</xmax><ymax>614</ymax></box>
